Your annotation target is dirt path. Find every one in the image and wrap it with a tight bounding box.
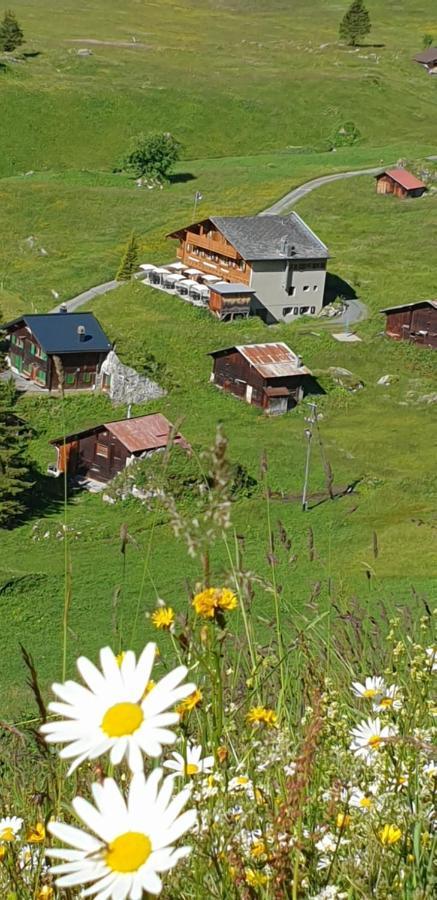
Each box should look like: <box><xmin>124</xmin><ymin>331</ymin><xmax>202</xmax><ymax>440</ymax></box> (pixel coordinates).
<box><xmin>66</xmin><ymin>39</ymin><xmax>151</xmax><ymax>49</ymax></box>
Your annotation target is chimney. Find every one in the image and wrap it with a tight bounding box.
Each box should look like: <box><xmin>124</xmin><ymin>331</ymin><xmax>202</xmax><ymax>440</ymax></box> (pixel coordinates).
<box><xmin>77</xmin><ymin>325</ymin><xmax>86</xmax><ymax>342</ymax></box>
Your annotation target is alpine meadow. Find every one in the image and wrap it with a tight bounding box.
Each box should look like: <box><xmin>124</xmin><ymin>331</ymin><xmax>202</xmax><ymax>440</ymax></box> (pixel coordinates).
<box><xmin>0</xmin><ymin>2</ymin><xmax>436</xmax><ymax>899</ymax></box>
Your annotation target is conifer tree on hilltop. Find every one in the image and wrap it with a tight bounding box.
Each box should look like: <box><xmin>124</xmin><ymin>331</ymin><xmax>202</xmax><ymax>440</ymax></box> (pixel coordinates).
<box><xmin>339</xmin><ymin>0</ymin><xmax>371</xmax><ymax>47</ymax></box>
<box><xmin>0</xmin><ymin>9</ymin><xmax>24</xmax><ymax>53</ymax></box>
<box><xmin>0</xmin><ymin>379</ymin><xmax>31</xmax><ymax>528</ymax></box>
<box><xmin>116</xmin><ymin>232</ymin><xmax>139</xmax><ymax>281</ymax></box>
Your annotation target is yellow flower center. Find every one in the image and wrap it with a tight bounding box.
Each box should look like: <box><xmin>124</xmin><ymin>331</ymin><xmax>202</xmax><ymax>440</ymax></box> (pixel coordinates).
<box><xmin>0</xmin><ymin>828</ymin><xmax>15</xmax><ymax>842</ymax></box>
<box><xmin>379</xmin><ymin>697</ymin><xmax>393</xmax><ymax>708</ymax></box>
<box><xmin>368</xmin><ymin>735</ymin><xmax>382</xmax><ymax>749</ymax></box>
<box><xmin>359</xmin><ymin>797</ymin><xmax>372</xmax><ymax>809</ymax></box>
<box><xmin>105</xmin><ymin>832</ymin><xmax>152</xmax><ymax>873</ymax></box>
<box><xmin>237</xmin><ymin>776</ymin><xmax>249</xmax><ymax>785</ymax></box>
<box><xmin>185</xmin><ymin>763</ymin><xmax>199</xmax><ymax>776</ymax></box>
<box><xmin>101</xmin><ymin>702</ymin><xmax>143</xmax><ymax>738</ymax></box>
<box><xmin>363</xmin><ymin>688</ymin><xmax>378</xmax><ymax>698</ymax></box>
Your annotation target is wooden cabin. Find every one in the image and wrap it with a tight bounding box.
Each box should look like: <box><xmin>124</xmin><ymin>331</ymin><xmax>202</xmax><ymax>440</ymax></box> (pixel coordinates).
<box><xmin>209</xmin><ymin>342</ymin><xmax>313</xmax><ymax>415</ymax></box>
<box><xmin>50</xmin><ymin>413</ymin><xmax>189</xmax><ymax>483</ymax></box>
<box><xmin>381</xmin><ymin>301</ymin><xmax>437</xmax><ymax>349</ymax></box>
<box><xmin>413</xmin><ymin>48</ymin><xmax>437</xmax><ymax>75</ymax></box>
<box><xmin>2</xmin><ymin>311</ymin><xmax>112</xmax><ymax>391</ymax></box>
<box><xmin>167</xmin><ymin>214</ymin><xmax>329</xmax><ymax>324</ymax></box>
<box><xmin>375</xmin><ymin>168</ymin><xmax>426</xmax><ymax>199</ymax></box>
<box><xmin>208</xmin><ymin>282</ymin><xmax>256</xmax><ymax>322</ymax></box>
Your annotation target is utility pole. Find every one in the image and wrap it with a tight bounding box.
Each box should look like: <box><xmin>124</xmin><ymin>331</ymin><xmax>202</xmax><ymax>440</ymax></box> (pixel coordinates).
<box><xmin>302</xmin><ymin>401</ymin><xmax>317</xmax><ymax>511</ymax></box>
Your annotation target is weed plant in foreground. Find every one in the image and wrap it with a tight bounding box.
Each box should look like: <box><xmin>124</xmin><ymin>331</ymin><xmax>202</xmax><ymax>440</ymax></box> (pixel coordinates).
<box><xmin>0</xmin><ymin>434</ymin><xmax>435</xmax><ymax>899</ymax></box>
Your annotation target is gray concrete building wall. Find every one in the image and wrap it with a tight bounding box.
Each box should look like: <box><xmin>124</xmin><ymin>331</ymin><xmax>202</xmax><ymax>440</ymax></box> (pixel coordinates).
<box><xmin>249</xmin><ymin>260</ymin><xmax>326</xmax><ymax>323</ymax></box>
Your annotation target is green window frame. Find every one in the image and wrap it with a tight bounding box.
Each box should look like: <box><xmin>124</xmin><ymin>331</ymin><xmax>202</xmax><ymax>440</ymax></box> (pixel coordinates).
<box><xmin>11</xmin><ymin>334</ymin><xmax>16</xmax><ymax>345</ymax></box>
<box><xmin>36</xmin><ymin>370</ymin><xmax>47</xmax><ymax>385</ymax></box>
<box><xmin>12</xmin><ymin>354</ymin><xmax>22</xmax><ymax>371</ymax></box>
<box><xmin>29</xmin><ymin>343</ymin><xmax>36</xmax><ymax>356</ymax></box>
<box><xmin>40</xmin><ymin>350</ymin><xmax>47</xmax><ymax>361</ymax></box>
<box><xmin>82</xmin><ymin>371</ymin><xmax>92</xmax><ymax>384</ymax></box>
<box><xmin>65</xmin><ymin>373</ymin><xmax>75</xmax><ymax>385</ymax></box>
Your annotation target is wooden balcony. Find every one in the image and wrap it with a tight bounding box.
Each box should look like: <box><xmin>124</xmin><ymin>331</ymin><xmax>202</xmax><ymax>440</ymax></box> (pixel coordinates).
<box><xmin>185</xmin><ymin>231</ymin><xmax>239</xmax><ymax>261</ymax></box>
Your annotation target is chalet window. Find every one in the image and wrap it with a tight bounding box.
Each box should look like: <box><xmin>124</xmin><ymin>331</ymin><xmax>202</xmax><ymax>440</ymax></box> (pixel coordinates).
<box><xmin>310</xmin><ymin>306</ymin><xmax>316</xmax><ymax>314</ymax></box>
<box><xmin>96</xmin><ymin>442</ymin><xmax>109</xmax><ymax>458</ymax></box>
<box><xmin>36</xmin><ymin>370</ymin><xmax>47</xmax><ymax>385</ymax></box>
<box><xmin>303</xmin><ymin>285</ymin><xmax>310</xmax><ymax>292</ymax></box>
<box><xmin>293</xmin><ymin>307</ymin><xmax>299</xmax><ymax>315</ymax></box>
<box><xmin>313</xmin><ymin>285</ymin><xmax>318</xmax><ymax>291</ymax></box>
<box><xmin>29</xmin><ymin>343</ymin><xmax>36</xmax><ymax>355</ymax></box>
<box><xmin>283</xmin><ymin>307</ymin><xmax>293</xmax><ymax>316</ymax></box>
<box><xmin>82</xmin><ymin>372</ymin><xmax>92</xmax><ymax>384</ymax></box>
<box><xmin>186</xmin><ymin>243</ymin><xmax>192</xmax><ymax>251</ymax></box>
<box><xmin>35</xmin><ymin>345</ymin><xmax>47</xmax><ymax>360</ymax></box>
<box><xmin>286</xmin><ymin>285</ymin><xmax>296</xmax><ymax>296</ymax></box>
<box><xmin>65</xmin><ymin>373</ymin><xmax>75</xmax><ymax>385</ymax></box>
<box><xmin>11</xmin><ymin>354</ymin><xmax>22</xmax><ymax>371</ymax></box>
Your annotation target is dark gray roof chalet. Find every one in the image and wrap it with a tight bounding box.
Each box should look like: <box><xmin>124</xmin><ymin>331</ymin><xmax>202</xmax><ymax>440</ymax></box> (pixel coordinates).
<box><xmin>210</xmin><ymin>213</ymin><xmax>329</xmax><ymax>261</ymax></box>
<box><xmin>414</xmin><ymin>48</ymin><xmax>437</xmax><ymax>63</ymax></box>
<box><xmin>3</xmin><ymin>312</ymin><xmax>112</xmax><ymax>354</ymax></box>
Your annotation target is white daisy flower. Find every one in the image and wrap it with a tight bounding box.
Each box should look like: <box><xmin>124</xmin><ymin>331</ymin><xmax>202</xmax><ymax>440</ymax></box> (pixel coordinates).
<box><xmin>348</xmin><ymin>788</ymin><xmax>374</xmax><ymax>811</ymax></box>
<box><xmin>0</xmin><ymin>816</ymin><xmax>23</xmax><ymax>842</ymax></box>
<box><xmin>315</xmin><ymin>832</ymin><xmax>337</xmax><ymax>854</ymax></box>
<box><xmin>351</xmin><ymin>676</ymin><xmax>386</xmax><ymax>700</ymax></box>
<box><xmin>350</xmin><ymin>717</ymin><xmax>396</xmax><ymax>761</ymax></box>
<box><xmin>425</xmin><ymin>647</ymin><xmax>437</xmax><ymax>672</ymax></box>
<box><xmin>47</xmin><ymin>769</ymin><xmax>196</xmax><ymax>898</ymax></box>
<box><xmin>228</xmin><ymin>775</ymin><xmax>253</xmax><ymax>793</ymax></box>
<box><xmin>423</xmin><ymin>761</ymin><xmax>437</xmax><ymax>779</ymax></box>
<box><xmin>40</xmin><ymin>645</ymin><xmax>196</xmax><ymax>774</ymax></box>
<box><xmin>163</xmin><ymin>744</ymin><xmax>214</xmax><ymax>779</ymax></box>
<box><xmin>372</xmin><ymin>685</ymin><xmax>402</xmax><ymax>712</ymax></box>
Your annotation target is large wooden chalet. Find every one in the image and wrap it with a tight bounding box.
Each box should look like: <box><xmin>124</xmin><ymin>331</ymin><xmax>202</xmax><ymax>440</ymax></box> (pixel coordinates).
<box><xmin>51</xmin><ymin>413</ymin><xmax>189</xmax><ymax>483</ymax></box>
<box><xmin>375</xmin><ymin>168</ymin><xmax>426</xmax><ymax>199</ymax></box>
<box><xmin>381</xmin><ymin>300</ymin><xmax>437</xmax><ymax>349</ymax></box>
<box><xmin>209</xmin><ymin>342</ymin><xmax>313</xmax><ymax>414</ymax></box>
<box><xmin>167</xmin><ymin>214</ymin><xmax>329</xmax><ymax>324</ymax></box>
<box><xmin>3</xmin><ymin>311</ymin><xmax>112</xmax><ymax>391</ymax></box>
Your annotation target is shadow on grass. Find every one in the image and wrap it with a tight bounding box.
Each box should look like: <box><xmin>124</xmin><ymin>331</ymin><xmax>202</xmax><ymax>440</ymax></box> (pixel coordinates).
<box><xmin>22</xmin><ymin>465</ymin><xmax>65</xmax><ymax>523</ymax></box>
<box><xmin>324</xmin><ymin>272</ymin><xmax>357</xmax><ymax>304</ymax></box>
<box><xmin>168</xmin><ymin>172</ymin><xmax>197</xmax><ymax>184</ymax></box>
<box><xmin>22</xmin><ymin>50</ymin><xmax>42</xmax><ymax>59</ymax></box>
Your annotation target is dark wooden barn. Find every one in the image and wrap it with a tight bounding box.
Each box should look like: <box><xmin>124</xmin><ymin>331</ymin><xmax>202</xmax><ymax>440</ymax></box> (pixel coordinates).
<box><xmin>2</xmin><ymin>311</ymin><xmax>112</xmax><ymax>391</ymax></box>
<box><xmin>413</xmin><ymin>47</ymin><xmax>437</xmax><ymax>75</ymax></box>
<box><xmin>381</xmin><ymin>300</ymin><xmax>437</xmax><ymax>349</ymax></box>
<box><xmin>50</xmin><ymin>413</ymin><xmax>189</xmax><ymax>483</ymax></box>
<box><xmin>209</xmin><ymin>342</ymin><xmax>313</xmax><ymax>415</ymax></box>
<box><xmin>375</xmin><ymin>168</ymin><xmax>426</xmax><ymax>199</ymax></box>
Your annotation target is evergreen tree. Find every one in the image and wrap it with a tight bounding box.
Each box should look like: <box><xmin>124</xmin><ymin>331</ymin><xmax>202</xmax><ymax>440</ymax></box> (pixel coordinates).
<box><xmin>116</xmin><ymin>232</ymin><xmax>139</xmax><ymax>281</ymax></box>
<box><xmin>339</xmin><ymin>0</ymin><xmax>371</xmax><ymax>46</ymax></box>
<box><xmin>0</xmin><ymin>379</ymin><xmax>31</xmax><ymax>528</ymax></box>
<box><xmin>0</xmin><ymin>10</ymin><xmax>24</xmax><ymax>53</ymax></box>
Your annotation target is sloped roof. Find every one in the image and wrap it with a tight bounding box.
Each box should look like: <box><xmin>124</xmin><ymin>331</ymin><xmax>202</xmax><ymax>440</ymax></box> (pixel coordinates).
<box><xmin>211</xmin><ymin>282</ymin><xmax>256</xmax><ymax>295</ymax></box>
<box><xmin>3</xmin><ymin>312</ymin><xmax>112</xmax><ymax>354</ymax></box>
<box><xmin>414</xmin><ymin>48</ymin><xmax>437</xmax><ymax>63</ymax></box>
<box><xmin>209</xmin><ymin>342</ymin><xmax>311</xmax><ymax>378</ymax></box>
<box><xmin>51</xmin><ymin>414</ymin><xmax>189</xmax><ymax>453</ymax></box>
<box><xmin>379</xmin><ymin>168</ymin><xmax>426</xmax><ymax>190</ymax></box>
<box><xmin>210</xmin><ymin>213</ymin><xmax>329</xmax><ymax>261</ymax></box>
<box><xmin>381</xmin><ymin>300</ymin><xmax>437</xmax><ymax>313</ymax></box>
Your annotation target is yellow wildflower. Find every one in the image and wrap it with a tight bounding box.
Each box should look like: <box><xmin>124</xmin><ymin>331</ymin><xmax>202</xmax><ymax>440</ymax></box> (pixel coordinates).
<box><xmin>0</xmin><ymin>846</ymin><xmax>5</xmax><ymax>861</ymax></box>
<box><xmin>27</xmin><ymin>822</ymin><xmax>46</xmax><ymax>843</ymax></box>
<box><xmin>192</xmin><ymin>587</ymin><xmax>238</xmax><ymax>619</ymax></box>
<box><xmin>37</xmin><ymin>888</ymin><xmax>55</xmax><ymax>900</ymax></box>
<box><xmin>151</xmin><ymin>607</ymin><xmax>175</xmax><ymax>630</ymax></box>
<box><xmin>217</xmin><ymin>745</ymin><xmax>228</xmax><ymax>763</ymax></box>
<box><xmin>336</xmin><ymin>813</ymin><xmax>352</xmax><ymax>829</ymax></box>
<box><xmin>250</xmin><ymin>840</ymin><xmax>267</xmax><ymax>859</ymax></box>
<box><xmin>245</xmin><ymin>868</ymin><xmax>269</xmax><ymax>887</ymax></box>
<box><xmin>176</xmin><ymin>688</ymin><xmax>202</xmax><ymax>717</ymax></box>
<box><xmin>246</xmin><ymin>706</ymin><xmax>278</xmax><ymax>727</ymax></box>
<box><xmin>379</xmin><ymin>824</ymin><xmax>402</xmax><ymax>846</ymax></box>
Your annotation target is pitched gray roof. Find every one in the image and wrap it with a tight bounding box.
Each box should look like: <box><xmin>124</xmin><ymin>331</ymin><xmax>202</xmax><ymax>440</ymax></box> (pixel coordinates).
<box><xmin>210</xmin><ymin>213</ymin><xmax>328</xmax><ymax>261</ymax></box>
<box><xmin>3</xmin><ymin>312</ymin><xmax>112</xmax><ymax>354</ymax></box>
<box><xmin>414</xmin><ymin>48</ymin><xmax>437</xmax><ymax>63</ymax></box>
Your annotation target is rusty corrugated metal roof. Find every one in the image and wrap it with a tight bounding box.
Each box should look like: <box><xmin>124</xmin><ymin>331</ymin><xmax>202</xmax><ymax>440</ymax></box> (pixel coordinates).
<box><xmin>381</xmin><ymin>300</ymin><xmax>437</xmax><ymax>313</ymax></box>
<box><xmin>236</xmin><ymin>343</ymin><xmax>311</xmax><ymax>378</ymax></box>
<box><xmin>105</xmin><ymin>414</ymin><xmax>186</xmax><ymax>453</ymax></box>
<box><xmin>381</xmin><ymin>168</ymin><xmax>426</xmax><ymax>190</ymax></box>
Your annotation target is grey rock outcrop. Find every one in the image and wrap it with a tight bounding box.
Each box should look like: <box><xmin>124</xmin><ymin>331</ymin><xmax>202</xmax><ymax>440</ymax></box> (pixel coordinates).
<box><xmin>100</xmin><ymin>350</ymin><xmax>166</xmax><ymax>406</ymax></box>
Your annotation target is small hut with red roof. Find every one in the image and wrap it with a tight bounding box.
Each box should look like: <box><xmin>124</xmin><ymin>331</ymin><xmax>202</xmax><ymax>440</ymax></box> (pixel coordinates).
<box><xmin>375</xmin><ymin>167</ymin><xmax>426</xmax><ymax>199</ymax></box>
